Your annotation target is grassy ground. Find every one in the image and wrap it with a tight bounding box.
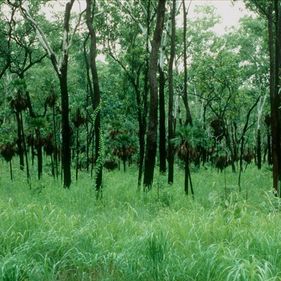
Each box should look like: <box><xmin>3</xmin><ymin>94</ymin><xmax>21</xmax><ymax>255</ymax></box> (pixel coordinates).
<box><xmin>0</xmin><ymin>161</ymin><xmax>280</xmax><ymax>281</ymax></box>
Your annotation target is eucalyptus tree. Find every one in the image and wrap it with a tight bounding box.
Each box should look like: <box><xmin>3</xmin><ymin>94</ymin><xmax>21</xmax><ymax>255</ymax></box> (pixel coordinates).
<box><xmin>9</xmin><ymin>0</ymin><xmax>81</xmax><ymax>188</ymax></box>
<box><xmin>0</xmin><ymin>3</ymin><xmax>47</xmax><ymax>183</ymax></box>
<box><xmin>228</xmin><ymin>16</ymin><xmax>269</xmax><ymax>170</ymax></box>
<box><xmin>243</xmin><ymin>0</ymin><xmax>281</xmax><ymax>195</ymax></box>
<box><xmin>167</xmin><ymin>0</ymin><xmax>176</xmax><ymax>184</ymax></box>
<box><xmin>143</xmin><ymin>0</ymin><xmax>166</xmax><ymax>189</ymax></box>
<box><xmin>85</xmin><ymin>0</ymin><xmax>103</xmax><ymax>194</ymax></box>
<box><xmin>179</xmin><ymin>0</ymin><xmax>193</xmax><ymax>194</ymax></box>
<box><xmin>101</xmin><ymin>0</ymin><xmax>153</xmax><ymax>187</ymax></box>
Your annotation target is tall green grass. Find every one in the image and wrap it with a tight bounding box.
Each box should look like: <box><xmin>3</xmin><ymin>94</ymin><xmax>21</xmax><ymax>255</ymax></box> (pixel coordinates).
<box><xmin>0</xmin><ymin>162</ymin><xmax>280</xmax><ymax>281</ymax></box>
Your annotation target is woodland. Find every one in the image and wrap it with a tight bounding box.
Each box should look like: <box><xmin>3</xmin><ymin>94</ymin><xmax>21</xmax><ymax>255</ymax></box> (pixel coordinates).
<box><xmin>0</xmin><ymin>0</ymin><xmax>281</xmax><ymax>280</ymax></box>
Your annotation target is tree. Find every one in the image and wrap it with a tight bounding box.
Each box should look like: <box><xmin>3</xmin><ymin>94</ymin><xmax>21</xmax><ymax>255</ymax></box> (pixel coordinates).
<box><xmin>167</xmin><ymin>0</ymin><xmax>176</xmax><ymax>184</ymax></box>
<box><xmin>143</xmin><ymin>0</ymin><xmax>166</xmax><ymax>189</ymax></box>
<box><xmin>14</xmin><ymin>0</ymin><xmax>78</xmax><ymax>188</ymax></box>
<box><xmin>85</xmin><ymin>0</ymin><xmax>103</xmax><ymax>195</ymax></box>
<box><xmin>244</xmin><ymin>0</ymin><xmax>281</xmax><ymax>195</ymax></box>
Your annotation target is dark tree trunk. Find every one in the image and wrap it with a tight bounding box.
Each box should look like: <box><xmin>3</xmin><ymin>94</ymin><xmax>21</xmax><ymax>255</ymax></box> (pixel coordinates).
<box><xmin>9</xmin><ymin>160</ymin><xmax>13</xmax><ymax>181</ymax></box>
<box><xmin>59</xmin><ymin>70</ymin><xmax>72</xmax><ymax>188</ymax></box>
<box><xmin>184</xmin><ymin>155</ymin><xmax>194</xmax><ymax>197</ymax></box>
<box><xmin>167</xmin><ymin>0</ymin><xmax>176</xmax><ymax>184</ymax></box>
<box><xmin>182</xmin><ymin>0</ymin><xmax>192</xmax><ymax>126</ymax></box>
<box><xmin>20</xmin><ymin>111</ymin><xmax>30</xmax><ymax>183</ymax></box>
<box><xmin>35</xmin><ymin>128</ymin><xmax>43</xmax><ymax>180</ymax></box>
<box><xmin>15</xmin><ymin>112</ymin><xmax>24</xmax><ymax>170</ymax></box>
<box><xmin>225</xmin><ymin>126</ymin><xmax>236</xmax><ymax>173</ymax></box>
<box><xmin>238</xmin><ymin>97</ymin><xmax>260</xmax><ymax>190</ymax></box>
<box><xmin>268</xmin><ymin>1</ymin><xmax>281</xmax><ymax>194</ymax></box>
<box><xmin>256</xmin><ymin>128</ymin><xmax>262</xmax><ymax>170</ymax></box>
<box><xmin>138</xmin><ymin>0</ymin><xmax>150</xmax><ymax>187</ymax></box>
<box><xmin>159</xmin><ymin>66</ymin><xmax>166</xmax><ymax>174</ymax></box>
<box><xmin>274</xmin><ymin>0</ymin><xmax>281</xmax><ymax>195</ymax></box>
<box><xmin>86</xmin><ymin>0</ymin><xmax>103</xmax><ymax>195</ymax></box>
<box><xmin>182</xmin><ymin>0</ymin><xmax>193</xmax><ymax>195</ymax></box>
<box><xmin>138</xmin><ymin>115</ymin><xmax>146</xmax><ymax>185</ymax></box>
<box><xmin>267</xmin><ymin>127</ymin><xmax>272</xmax><ymax>165</ymax></box>
<box><xmin>76</xmin><ymin>127</ymin><xmax>79</xmax><ymax>181</ymax></box>
<box><xmin>143</xmin><ymin>0</ymin><xmax>166</xmax><ymax>189</ymax></box>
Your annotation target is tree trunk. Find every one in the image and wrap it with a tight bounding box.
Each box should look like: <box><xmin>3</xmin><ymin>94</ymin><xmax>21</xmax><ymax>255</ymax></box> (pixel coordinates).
<box><xmin>138</xmin><ymin>0</ymin><xmax>151</xmax><ymax>187</ymax></box>
<box><xmin>256</xmin><ymin>128</ymin><xmax>262</xmax><ymax>170</ymax></box>
<box><xmin>268</xmin><ymin>1</ymin><xmax>281</xmax><ymax>195</ymax></box>
<box><xmin>167</xmin><ymin>0</ymin><xmax>176</xmax><ymax>184</ymax></box>
<box><xmin>159</xmin><ymin>66</ymin><xmax>166</xmax><ymax>174</ymax></box>
<box><xmin>182</xmin><ymin>0</ymin><xmax>193</xmax><ymax>126</ymax></box>
<box><xmin>86</xmin><ymin>0</ymin><xmax>103</xmax><ymax>195</ymax></box>
<box><xmin>35</xmin><ymin>128</ymin><xmax>43</xmax><ymax>180</ymax></box>
<box><xmin>15</xmin><ymin>112</ymin><xmax>24</xmax><ymax>170</ymax></box>
<box><xmin>182</xmin><ymin>0</ymin><xmax>193</xmax><ymax>194</ymax></box>
<box><xmin>143</xmin><ymin>0</ymin><xmax>166</xmax><ymax>189</ymax></box>
<box><xmin>267</xmin><ymin>127</ymin><xmax>272</xmax><ymax>165</ymax></box>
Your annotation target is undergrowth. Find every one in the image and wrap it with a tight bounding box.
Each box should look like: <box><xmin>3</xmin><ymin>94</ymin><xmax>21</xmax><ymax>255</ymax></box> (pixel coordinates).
<box><xmin>0</xmin><ymin>162</ymin><xmax>279</xmax><ymax>281</ymax></box>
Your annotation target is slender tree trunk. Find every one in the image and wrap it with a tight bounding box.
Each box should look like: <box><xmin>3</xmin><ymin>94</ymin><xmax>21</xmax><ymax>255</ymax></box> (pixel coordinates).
<box><xmin>137</xmin><ymin>114</ymin><xmax>146</xmax><ymax>185</ymax></box>
<box><xmin>167</xmin><ymin>0</ymin><xmax>176</xmax><ymax>184</ymax></box>
<box><xmin>15</xmin><ymin>112</ymin><xmax>24</xmax><ymax>170</ymax></box>
<box><xmin>159</xmin><ymin>66</ymin><xmax>166</xmax><ymax>174</ymax></box>
<box><xmin>9</xmin><ymin>160</ymin><xmax>13</xmax><ymax>181</ymax></box>
<box><xmin>20</xmin><ymin>111</ymin><xmax>30</xmax><ymax>183</ymax></box>
<box><xmin>256</xmin><ymin>128</ymin><xmax>262</xmax><ymax>170</ymax></box>
<box><xmin>86</xmin><ymin>0</ymin><xmax>103</xmax><ymax>195</ymax></box>
<box><xmin>138</xmin><ymin>0</ymin><xmax>151</xmax><ymax>187</ymax></box>
<box><xmin>182</xmin><ymin>0</ymin><xmax>193</xmax><ymax>194</ymax></box>
<box><xmin>182</xmin><ymin>0</ymin><xmax>192</xmax><ymax>125</ymax></box>
<box><xmin>35</xmin><ymin>128</ymin><xmax>43</xmax><ymax>180</ymax></box>
<box><xmin>76</xmin><ymin>127</ymin><xmax>79</xmax><ymax>181</ymax></box>
<box><xmin>143</xmin><ymin>0</ymin><xmax>166</xmax><ymax>189</ymax></box>
<box><xmin>59</xmin><ymin>70</ymin><xmax>72</xmax><ymax>188</ymax></box>
<box><xmin>52</xmin><ymin>105</ymin><xmax>58</xmax><ymax>178</ymax></box>
<box><xmin>267</xmin><ymin>126</ymin><xmax>272</xmax><ymax>165</ymax></box>
<box><xmin>238</xmin><ymin>97</ymin><xmax>260</xmax><ymax>191</ymax></box>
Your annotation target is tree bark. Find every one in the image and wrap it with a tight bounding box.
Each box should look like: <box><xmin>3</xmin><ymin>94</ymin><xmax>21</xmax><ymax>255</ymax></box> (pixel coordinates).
<box><xmin>167</xmin><ymin>0</ymin><xmax>176</xmax><ymax>184</ymax></box>
<box><xmin>59</xmin><ymin>64</ymin><xmax>72</xmax><ymax>188</ymax></box>
<box><xmin>256</xmin><ymin>128</ymin><xmax>262</xmax><ymax>170</ymax></box>
<box><xmin>159</xmin><ymin>66</ymin><xmax>166</xmax><ymax>174</ymax></box>
<box><xmin>86</xmin><ymin>0</ymin><xmax>103</xmax><ymax>194</ymax></box>
<box><xmin>182</xmin><ymin>0</ymin><xmax>193</xmax><ymax>125</ymax></box>
<box><xmin>268</xmin><ymin>1</ymin><xmax>281</xmax><ymax>194</ymax></box>
<box><xmin>143</xmin><ymin>0</ymin><xmax>166</xmax><ymax>189</ymax></box>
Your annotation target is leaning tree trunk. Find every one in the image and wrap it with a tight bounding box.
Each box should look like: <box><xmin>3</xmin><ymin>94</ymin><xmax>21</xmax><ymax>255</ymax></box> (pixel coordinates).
<box><xmin>143</xmin><ymin>0</ymin><xmax>166</xmax><ymax>189</ymax></box>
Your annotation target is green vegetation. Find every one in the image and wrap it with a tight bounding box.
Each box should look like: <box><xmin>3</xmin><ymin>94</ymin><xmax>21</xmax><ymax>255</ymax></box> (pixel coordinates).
<box><xmin>0</xmin><ymin>1</ymin><xmax>281</xmax><ymax>280</ymax></box>
<box><xmin>1</xmin><ymin>165</ymin><xmax>280</xmax><ymax>281</ymax></box>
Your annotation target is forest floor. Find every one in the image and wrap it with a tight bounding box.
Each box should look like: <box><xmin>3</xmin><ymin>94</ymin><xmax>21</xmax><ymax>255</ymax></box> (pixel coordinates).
<box><xmin>0</xmin><ymin>162</ymin><xmax>280</xmax><ymax>281</ymax></box>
